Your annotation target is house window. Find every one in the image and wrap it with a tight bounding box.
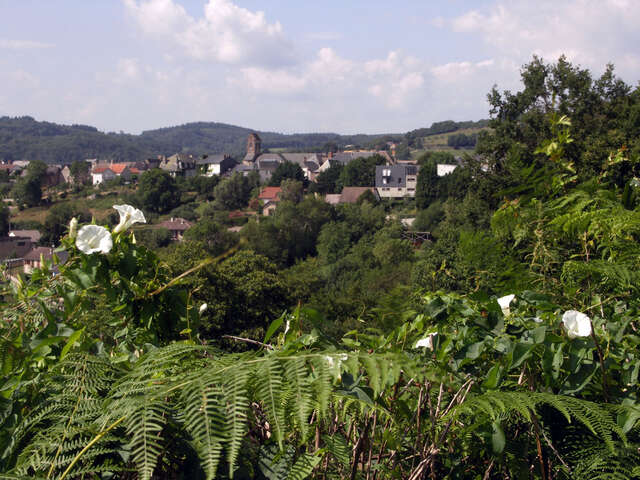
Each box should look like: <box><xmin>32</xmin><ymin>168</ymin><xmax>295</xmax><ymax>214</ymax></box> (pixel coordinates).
<box><xmin>382</xmin><ymin>168</ymin><xmax>391</xmax><ymax>176</ymax></box>
<box><xmin>17</xmin><ymin>242</ymin><xmax>25</xmax><ymax>246</ymax></box>
<box><xmin>382</xmin><ymin>187</ymin><xmax>390</xmax><ymax>191</ymax></box>
<box><xmin>382</xmin><ymin>178</ymin><xmax>388</xmax><ymax>185</ymax></box>
<box><xmin>407</xmin><ymin>188</ymin><xmax>415</xmax><ymax>191</ymax></box>
<box><xmin>407</xmin><ymin>176</ymin><xmax>416</xmax><ymax>181</ymax></box>
<box><xmin>397</xmin><ymin>188</ymin><xmax>402</xmax><ymax>191</ymax></box>
<box><xmin>397</xmin><ymin>178</ymin><xmax>402</xmax><ymax>183</ymax></box>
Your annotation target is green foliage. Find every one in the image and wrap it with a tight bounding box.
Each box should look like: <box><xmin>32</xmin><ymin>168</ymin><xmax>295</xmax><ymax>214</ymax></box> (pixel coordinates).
<box><xmin>41</xmin><ymin>202</ymin><xmax>91</xmax><ymax>245</ymax></box>
<box><xmin>269</xmin><ymin>162</ymin><xmax>305</xmax><ymax>186</ymax></box>
<box><xmin>0</xmin><ymin>203</ymin><xmax>9</xmax><ymax>236</ymax></box>
<box><xmin>213</xmin><ymin>173</ymin><xmax>254</xmax><ymax>210</ymax></box>
<box><xmin>310</xmin><ymin>164</ymin><xmax>343</xmax><ymax>195</ymax></box>
<box><xmin>137</xmin><ymin>169</ymin><xmax>180</xmax><ymax>213</ymax></box>
<box><xmin>337</xmin><ymin>154</ymin><xmax>386</xmax><ymax>189</ymax></box>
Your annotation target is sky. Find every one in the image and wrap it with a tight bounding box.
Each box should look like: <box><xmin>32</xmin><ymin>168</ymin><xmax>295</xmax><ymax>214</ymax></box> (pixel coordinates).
<box><xmin>0</xmin><ymin>0</ymin><xmax>639</xmax><ymax>135</ymax></box>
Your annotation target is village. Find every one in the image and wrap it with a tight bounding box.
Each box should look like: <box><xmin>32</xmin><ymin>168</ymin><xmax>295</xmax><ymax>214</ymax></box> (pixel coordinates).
<box><xmin>0</xmin><ymin>131</ymin><xmax>462</xmax><ymax>280</ymax></box>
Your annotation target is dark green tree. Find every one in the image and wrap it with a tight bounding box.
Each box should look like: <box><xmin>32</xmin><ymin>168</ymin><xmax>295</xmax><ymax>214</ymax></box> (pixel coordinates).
<box><xmin>137</xmin><ymin>169</ymin><xmax>180</xmax><ymax>213</ymax></box>
<box><xmin>337</xmin><ymin>154</ymin><xmax>386</xmax><ymax>189</ymax></box>
<box><xmin>213</xmin><ymin>173</ymin><xmax>252</xmax><ymax>210</ymax></box>
<box><xmin>269</xmin><ymin>161</ymin><xmax>305</xmax><ymax>186</ymax></box>
<box><xmin>310</xmin><ymin>164</ymin><xmax>343</xmax><ymax>194</ymax></box>
<box><xmin>41</xmin><ymin>203</ymin><xmax>91</xmax><ymax>245</ymax></box>
<box><xmin>0</xmin><ymin>203</ymin><xmax>9</xmax><ymax>236</ymax></box>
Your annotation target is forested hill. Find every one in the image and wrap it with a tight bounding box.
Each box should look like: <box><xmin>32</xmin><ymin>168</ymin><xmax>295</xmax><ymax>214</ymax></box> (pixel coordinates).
<box><xmin>0</xmin><ymin>116</ymin><xmax>401</xmax><ymax>164</ymax></box>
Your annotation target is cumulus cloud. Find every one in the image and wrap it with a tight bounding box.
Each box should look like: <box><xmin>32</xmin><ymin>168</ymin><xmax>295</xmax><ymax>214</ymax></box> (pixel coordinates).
<box><xmin>229</xmin><ymin>48</ymin><xmax>426</xmax><ymax>110</ymax></box>
<box><xmin>123</xmin><ymin>0</ymin><xmax>294</xmax><ymax>66</ymax></box>
<box><xmin>450</xmin><ymin>0</ymin><xmax>640</xmax><ymax>76</ymax></box>
<box><xmin>0</xmin><ymin>39</ymin><xmax>54</xmax><ymax>49</ymax></box>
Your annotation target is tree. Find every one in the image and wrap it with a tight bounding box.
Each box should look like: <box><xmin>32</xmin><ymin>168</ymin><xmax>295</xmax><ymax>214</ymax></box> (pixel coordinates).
<box><xmin>0</xmin><ymin>204</ymin><xmax>9</xmax><ymax>236</ymax></box>
<box><xmin>269</xmin><ymin>161</ymin><xmax>305</xmax><ymax>186</ymax></box>
<box><xmin>41</xmin><ymin>203</ymin><xmax>91</xmax><ymax>245</ymax></box>
<box><xmin>213</xmin><ymin>173</ymin><xmax>252</xmax><ymax>210</ymax></box>
<box><xmin>69</xmin><ymin>160</ymin><xmax>90</xmax><ymax>184</ymax></box>
<box><xmin>137</xmin><ymin>169</ymin><xmax>180</xmax><ymax>213</ymax></box>
<box><xmin>183</xmin><ymin>218</ymin><xmax>237</xmax><ymax>256</ymax></box>
<box><xmin>477</xmin><ymin>56</ymin><xmax>638</xmax><ymax>182</ymax></box>
<box><xmin>394</xmin><ymin>141</ymin><xmax>411</xmax><ymax>160</ymax></box>
<box><xmin>415</xmin><ymin>158</ymin><xmax>439</xmax><ymax>209</ymax></box>
<box><xmin>279</xmin><ymin>179</ymin><xmax>304</xmax><ymax>203</ymax></box>
<box><xmin>12</xmin><ymin>160</ymin><xmax>49</xmax><ymax>208</ymax></box>
<box><xmin>337</xmin><ymin>154</ymin><xmax>386</xmax><ymax>189</ymax></box>
<box><xmin>310</xmin><ymin>164</ymin><xmax>343</xmax><ymax>194</ymax></box>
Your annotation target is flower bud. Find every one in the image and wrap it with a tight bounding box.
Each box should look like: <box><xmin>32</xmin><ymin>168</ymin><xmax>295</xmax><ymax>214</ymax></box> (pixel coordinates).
<box><xmin>68</xmin><ymin>217</ymin><xmax>78</xmax><ymax>239</ymax></box>
<box><xmin>199</xmin><ymin>303</ymin><xmax>208</xmax><ymax>314</ymax></box>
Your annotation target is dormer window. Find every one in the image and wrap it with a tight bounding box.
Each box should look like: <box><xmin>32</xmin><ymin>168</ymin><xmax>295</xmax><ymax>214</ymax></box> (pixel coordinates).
<box><xmin>382</xmin><ymin>168</ymin><xmax>391</xmax><ymax>177</ymax></box>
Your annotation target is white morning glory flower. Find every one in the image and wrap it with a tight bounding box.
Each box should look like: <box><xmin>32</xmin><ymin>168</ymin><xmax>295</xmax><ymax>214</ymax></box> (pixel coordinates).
<box><xmin>498</xmin><ymin>294</ymin><xmax>516</xmax><ymax>316</ymax></box>
<box><xmin>112</xmin><ymin>204</ymin><xmax>146</xmax><ymax>234</ymax></box>
<box><xmin>562</xmin><ymin>310</ymin><xmax>592</xmax><ymax>339</ymax></box>
<box><xmin>76</xmin><ymin>225</ymin><xmax>113</xmax><ymax>254</ymax></box>
<box><xmin>414</xmin><ymin>333</ymin><xmax>437</xmax><ymax>350</ymax></box>
<box><xmin>199</xmin><ymin>303</ymin><xmax>208</xmax><ymax>314</ymax></box>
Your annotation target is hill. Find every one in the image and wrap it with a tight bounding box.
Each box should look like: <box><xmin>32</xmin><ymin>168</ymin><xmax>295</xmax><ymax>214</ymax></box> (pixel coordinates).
<box><xmin>0</xmin><ymin>116</ymin><xmax>401</xmax><ymax>164</ymax></box>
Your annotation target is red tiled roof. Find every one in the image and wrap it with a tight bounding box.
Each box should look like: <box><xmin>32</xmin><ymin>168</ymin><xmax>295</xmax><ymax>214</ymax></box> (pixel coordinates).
<box><xmin>92</xmin><ymin>167</ymin><xmax>111</xmax><ymax>174</ymax></box>
<box><xmin>258</xmin><ymin>187</ymin><xmax>282</xmax><ymax>201</ymax></box>
<box><xmin>109</xmin><ymin>164</ymin><xmax>129</xmax><ymax>174</ymax></box>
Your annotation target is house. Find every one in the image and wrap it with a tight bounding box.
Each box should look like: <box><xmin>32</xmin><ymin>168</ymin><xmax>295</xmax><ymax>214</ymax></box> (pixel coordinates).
<box><xmin>91</xmin><ymin>164</ymin><xmax>131</xmax><ymax>185</ymax></box>
<box><xmin>23</xmin><ymin>247</ymin><xmax>68</xmax><ymax>275</ymax></box>
<box><xmin>258</xmin><ymin>186</ymin><xmax>282</xmax><ymax>203</ymax></box>
<box><xmin>9</xmin><ymin>230</ymin><xmax>41</xmax><ymax>244</ymax></box>
<box><xmin>197</xmin><ymin>154</ymin><xmax>236</xmax><ymax>177</ymax></box>
<box><xmin>157</xmin><ymin>217</ymin><xmax>193</xmax><ymax>241</ymax></box>
<box><xmin>258</xmin><ymin>187</ymin><xmax>282</xmax><ymax>216</ymax></box>
<box><xmin>323</xmin><ymin>187</ymin><xmax>379</xmax><ymax>205</ymax></box>
<box><xmin>0</xmin><ymin>236</ymin><xmax>33</xmax><ymax>260</ymax></box>
<box><xmin>159</xmin><ymin>154</ymin><xmax>197</xmax><ymax>178</ymax></box>
<box><xmin>375</xmin><ymin>165</ymin><xmax>419</xmax><ymax>198</ymax></box>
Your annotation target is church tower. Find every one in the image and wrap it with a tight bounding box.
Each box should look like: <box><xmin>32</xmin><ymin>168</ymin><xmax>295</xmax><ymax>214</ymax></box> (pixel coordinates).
<box><xmin>243</xmin><ymin>133</ymin><xmax>262</xmax><ymax>165</ymax></box>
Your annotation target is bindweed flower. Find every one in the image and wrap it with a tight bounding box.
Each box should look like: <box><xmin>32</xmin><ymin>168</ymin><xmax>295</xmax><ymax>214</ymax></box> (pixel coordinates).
<box><xmin>68</xmin><ymin>217</ymin><xmax>78</xmax><ymax>239</ymax></box>
<box><xmin>113</xmin><ymin>204</ymin><xmax>146</xmax><ymax>234</ymax></box>
<box><xmin>199</xmin><ymin>303</ymin><xmax>207</xmax><ymax>314</ymax></box>
<box><xmin>562</xmin><ymin>310</ymin><xmax>592</xmax><ymax>339</ymax></box>
<box><xmin>414</xmin><ymin>332</ymin><xmax>437</xmax><ymax>350</ymax></box>
<box><xmin>76</xmin><ymin>225</ymin><xmax>113</xmax><ymax>254</ymax></box>
<box><xmin>498</xmin><ymin>294</ymin><xmax>516</xmax><ymax>316</ymax></box>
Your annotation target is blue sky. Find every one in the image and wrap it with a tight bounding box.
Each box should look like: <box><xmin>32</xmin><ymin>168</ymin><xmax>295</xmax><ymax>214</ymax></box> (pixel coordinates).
<box><xmin>1</xmin><ymin>0</ymin><xmax>638</xmax><ymax>134</ymax></box>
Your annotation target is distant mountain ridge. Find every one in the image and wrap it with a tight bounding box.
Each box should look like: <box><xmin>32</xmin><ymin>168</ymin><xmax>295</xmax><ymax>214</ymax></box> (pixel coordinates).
<box><xmin>0</xmin><ymin>116</ymin><xmax>488</xmax><ymax>164</ymax></box>
<box><xmin>0</xmin><ymin>116</ymin><xmax>400</xmax><ymax>164</ymax></box>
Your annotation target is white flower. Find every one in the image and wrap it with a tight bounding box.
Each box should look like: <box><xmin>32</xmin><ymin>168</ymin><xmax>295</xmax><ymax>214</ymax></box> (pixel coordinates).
<box><xmin>199</xmin><ymin>303</ymin><xmax>207</xmax><ymax>314</ymax></box>
<box><xmin>75</xmin><ymin>225</ymin><xmax>113</xmax><ymax>254</ymax></box>
<box><xmin>414</xmin><ymin>333</ymin><xmax>437</xmax><ymax>350</ymax></box>
<box><xmin>498</xmin><ymin>294</ymin><xmax>516</xmax><ymax>316</ymax></box>
<box><xmin>562</xmin><ymin>310</ymin><xmax>592</xmax><ymax>339</ymax></box>
<box><xmin>533</xmin><ymin>316</ymin><xmax>543</xmax><ymax>323</ymax></box>
<box><xmin>112</xmin><ymin>204</ymin><xmax>146</xmax><ymax>234</ymax></box>
<box><xmin>68</xmin><ymin>217</ymin><xmax>78</xmax><ymax>239</ymax></box>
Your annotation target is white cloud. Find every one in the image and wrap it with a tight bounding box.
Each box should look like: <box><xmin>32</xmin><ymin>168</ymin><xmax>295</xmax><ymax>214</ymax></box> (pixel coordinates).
<box><xmin>123</xmin><ymin>0</ymin><xmax>293</xmax><ymax>66</ymax></box>
<box><xmin>0</xmin><ymin>39</ymin><xmax>54</xmax><ymax>49</ymax></box>
<box><xmin>450</xmin><ymin>0</ymin><xmax>640</xmax><ymax>75</ymax></box>
<box><xmin>114</xmin><ymin>58</ymin><xmax>142</xmax><ymax>83</ymax></box>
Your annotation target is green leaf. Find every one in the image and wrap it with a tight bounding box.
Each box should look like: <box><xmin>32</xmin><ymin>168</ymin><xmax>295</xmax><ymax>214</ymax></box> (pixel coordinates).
<box><xmin>483</xmin><ymin>364</ymin><xmax>502</xmax><ymax>390</ymax></box>
<box><xmin>264</xmin><ymin>314</ymin><xmax>285</xmax><ymax>343</ymax></box>
<box><xmin>60</xmin><ymin>328</ymin><xmax>84</xmax><ymax>361</ymax></box>
<box><xmin>491</xmin><ymin>421</ymin><xmax>505</xmax><ymax>454</ymax></box>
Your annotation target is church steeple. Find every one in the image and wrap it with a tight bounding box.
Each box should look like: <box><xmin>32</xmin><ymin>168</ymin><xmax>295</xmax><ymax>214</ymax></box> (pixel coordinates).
<box><xmin>243</xmin><ymin>133</ymin><xmax>262</xmax><ymax>165</ymax></box>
